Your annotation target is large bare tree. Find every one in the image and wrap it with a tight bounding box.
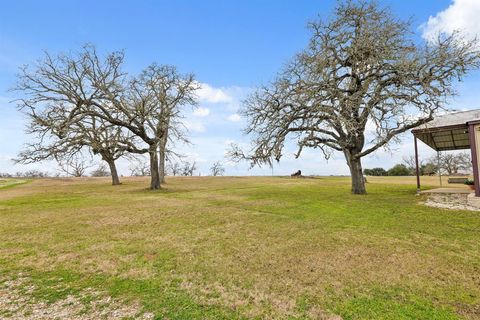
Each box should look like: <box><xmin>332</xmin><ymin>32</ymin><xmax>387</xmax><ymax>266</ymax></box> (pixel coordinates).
<box><xmin>231</xmin><ymin>1</ymin><xmax>480</xmax><ymax>194</ymax></box>
<box><xmin>133</xmin><ymin>65</ymin><xmax>195</xmax><ymax>185</ymax></box>
<box><xmin>13</xmin><ymin>47</ymin><xmax>139</xmax><ymax>185</ymax></box>
<box><xmin>14</xmin><ymin>46</ymin><xmax>196</xmax><ymax>189</ymax></box>
<box><xmin>82</xmin><ymin>64</ymin><xmax>198</xmax><ymax>189</ymax></box>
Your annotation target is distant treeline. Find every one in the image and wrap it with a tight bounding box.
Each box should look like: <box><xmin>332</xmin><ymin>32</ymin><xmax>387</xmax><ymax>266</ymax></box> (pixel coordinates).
<box><xmin>363</xmin><ymin>163</ymin><xmax>437</xmax><ymax>176</ymax></box>
<box><xmin>0</xmin><ymin>170</ymin><xmax>52</xmax><ymax>178</ymax></box>
<box><xmin>365</xmin><ymin>152</ymin><xmax>472</xmax><ymax>176</ymax></box>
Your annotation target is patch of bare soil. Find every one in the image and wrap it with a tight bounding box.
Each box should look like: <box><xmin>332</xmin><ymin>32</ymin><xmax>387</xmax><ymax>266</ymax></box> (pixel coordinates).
<box><xmin>0</xmin><ymin>275</ymin><xmax>154</xmax><ymax>319</ymax></box>
<box><xmin>423</xmin><ymin>193</ymin><xmax>480</xmax><ymax>211</ymax></box>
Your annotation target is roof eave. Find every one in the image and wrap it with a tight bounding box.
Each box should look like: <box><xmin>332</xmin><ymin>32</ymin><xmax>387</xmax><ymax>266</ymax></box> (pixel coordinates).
<box><xmin>411</xmin><ymin>123</ymin><xmax>468</xmax><ymax>134</ymax></box>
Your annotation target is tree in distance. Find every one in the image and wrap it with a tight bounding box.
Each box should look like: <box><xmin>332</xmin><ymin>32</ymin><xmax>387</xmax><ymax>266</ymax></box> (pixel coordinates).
<box><xmin>210</xmin><ymin>161</ymin><xmax>226</xmax><ymax>176</ymax></box>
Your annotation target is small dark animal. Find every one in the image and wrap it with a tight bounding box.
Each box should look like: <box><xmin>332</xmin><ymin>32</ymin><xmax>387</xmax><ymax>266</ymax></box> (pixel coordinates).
<box><xmin>291</xmin><ymin>170</ymin><xmax>302</xmax><ymax>177</ymax></box>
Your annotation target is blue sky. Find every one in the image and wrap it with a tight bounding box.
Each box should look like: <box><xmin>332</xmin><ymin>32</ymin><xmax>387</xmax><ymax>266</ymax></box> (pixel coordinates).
<box><xmin>1</xmin><ymin>0</ymin><xmax>479</xmax><ymax>176</ymax></box>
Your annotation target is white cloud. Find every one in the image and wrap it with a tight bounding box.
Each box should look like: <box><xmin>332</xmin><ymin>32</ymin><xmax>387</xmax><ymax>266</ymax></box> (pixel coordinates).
<box><xmin>184</xmin><ymin>120</ymin><xmax>206</xmax><ymax>133</ymax></box>
<box><xmin>421</xmin><ymin>0</ymin><xmax>480</xmax><ymax>41</ymax></box>
<box><xmin>182</xmin><ymin>151</ymin><xmax>207</xmax><ymax>164</ymax></box>
<box><xmin>197</xmin><ymin>83</ymin><xmax>233</xmax><ymax>104</ymax></box>
<box><xmin>193</xmin><ymin>107</ymin><xmax>210</xmax><ymax>117</ymax></box>
<box><xmin>227</xmin><ymin>113</ymin><xmax>241</xmax><ymax>122</ymax></box>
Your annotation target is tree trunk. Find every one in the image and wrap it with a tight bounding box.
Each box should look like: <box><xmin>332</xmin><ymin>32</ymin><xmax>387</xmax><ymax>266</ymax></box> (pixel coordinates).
<box><xmin>159</xmin><ymin>137</ymin><xmax>166</xmax><ymax>184</ymax></box>
<box><xmin>345</xmin><ymin>151</ymin><xmax>366</xmax><ymax>194</ymax></box>
<box><xmin>149</xmin><ymin>147</ymin><xmax>161</xmax><ymax>190</ymax></box>
<box><xmin>106</xmin><ymin>159</ymin><xmax>121</xmax><ymax>185</ymax></box>
<box><xmin>159</xmin><ymin>149</ymin><xmax>165</xmax><ymax>183</ymax></box>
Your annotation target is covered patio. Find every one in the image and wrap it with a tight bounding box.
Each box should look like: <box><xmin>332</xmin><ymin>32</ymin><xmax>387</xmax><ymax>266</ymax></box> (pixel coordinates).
<box><xmin>412</xmin><ymin>110</ymin><xmax>480</xmax><ymax>202</ymax></box>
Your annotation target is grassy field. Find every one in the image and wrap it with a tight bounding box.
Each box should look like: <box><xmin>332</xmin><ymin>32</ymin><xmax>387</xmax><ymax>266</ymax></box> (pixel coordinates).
<box><xmin>0</xmin><ymin>176</ymin><xmax>479</xmax><ymax>319</ymax></box>
<box><xmin>0</xmin><ymin>178</ymin><xmax>26</xmax><ymax>189</ymax></box>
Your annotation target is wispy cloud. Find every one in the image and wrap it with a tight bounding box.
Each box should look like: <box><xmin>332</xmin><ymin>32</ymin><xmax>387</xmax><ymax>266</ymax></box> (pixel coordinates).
<box><xmin>227</xmin><ymin>113</ymin><xmax>241</xmax><ymax>122</ymax></box>
<box><xmin>193</xmin><ymin>107</ymin><xmax>210</xmax><ymax>117</ymax></box>
<box><xmin>184</xmin><ymin>120</ymin><xmax>206</xmax><ymax>133</ymax></box>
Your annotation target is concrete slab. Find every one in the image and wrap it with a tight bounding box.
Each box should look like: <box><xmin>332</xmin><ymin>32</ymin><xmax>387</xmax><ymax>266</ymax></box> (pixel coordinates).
<box><xmin>467</xmin><ymin>193</ymin><xmax>480</xmax><ymax>208</ymax></box>
<box><xmin>420</xmin><ymin>188</ymin><xmax>472</xmax><ymax>194</ymax></box>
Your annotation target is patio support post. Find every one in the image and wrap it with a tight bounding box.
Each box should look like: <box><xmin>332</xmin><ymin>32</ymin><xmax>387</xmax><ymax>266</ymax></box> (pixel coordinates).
<box><xmin>468</xmin><ymin>123</ymin><xmax>480</xmax><ymax>197</ymax></box>
<box><xmin>414</xmin><ymin>136</ymin><xmax>421</xmax><ymax>193</ymax></box>
<box><xmin>437</xmin><ymin>151</ymin><xmax>443</xmax><ymax>187</ymax></box>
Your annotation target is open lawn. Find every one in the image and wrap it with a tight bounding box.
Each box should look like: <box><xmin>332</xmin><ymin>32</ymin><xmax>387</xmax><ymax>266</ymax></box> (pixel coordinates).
<box><xmin>0</xmin><ymin>176</ymin><xmax>479</xmax><ymax>319</ymax></box>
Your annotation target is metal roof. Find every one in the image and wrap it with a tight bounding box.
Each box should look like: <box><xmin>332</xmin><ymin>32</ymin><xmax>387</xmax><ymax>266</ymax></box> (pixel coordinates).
<box><xmin>412</xmin><ymin>109</ymin><xmax>480</xmax><ymax>151</ymax></box>
<box><xmin>413</xmin><ymin>109</ymin><xmax>480</xmax><ymax>131</ymax></box>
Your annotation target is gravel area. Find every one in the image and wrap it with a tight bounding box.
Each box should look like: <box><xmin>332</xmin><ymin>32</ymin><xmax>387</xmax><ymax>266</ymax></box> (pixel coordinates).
<box><xmin>0</xmin><ymin>275</ymin><xmax>154</xmax><ymax>319</ymax></box>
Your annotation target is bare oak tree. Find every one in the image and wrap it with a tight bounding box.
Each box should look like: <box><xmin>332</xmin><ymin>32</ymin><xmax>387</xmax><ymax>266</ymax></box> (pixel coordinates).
<box><xmin>231</xmin><ymin>1</ymin><xmax>480</xmax><ymax>194</ymax></box>
<box><xmin>81</xmin><ymin>63</ymin><xmax>198</xmax><ymax>189</ymax></box>
<box><xmin>210</xmin><ymin>161</ymin><xmax>225</xmax><ymax>176</ymax></box>
<box><xmin>432</xmin><ymin>152</ymin><xmax>472</xmax><ymax>175</ymax></box>
<box><xmin>14</xmin><ymin>46</ymin><xmax>136</xmax><ymax>185</ymax></box>
<box><xmin>91</xmin><ymin>163</ymin><xmax>110</xmax><ymax>177</ymax></box>
<box><xmin>167</xmin><ymin>161</ymin><xmax>182</xmax><ymax>176</ymax></box>
<box><xmin>14</xmin><ymin>45</ymin><xmax>196</xmax><ymax>189</ymax></box>
<box><xmin>182</xmin><ymin>161</ymin><xmax>197</xmax><ymax>176</ymax></box>
<box><xmin>129</xmin><ymin>156</ymin><xmax>151</xmax><ymax>176</ymax></box>
<box><xmin>58</xmin><ymin>153</ymin><xmax>93</xmax><ymax>177</ymax></box>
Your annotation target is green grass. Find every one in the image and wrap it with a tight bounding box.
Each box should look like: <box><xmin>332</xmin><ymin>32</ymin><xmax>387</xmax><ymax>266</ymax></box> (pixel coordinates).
<box><xmin>0</xmin><ymin>178</ymin><xmax>28</xmax><ymax>189</ymax></box>
<box><xmin>0</xmin><ymin>176</ymin><xmax>479</xmax><ymax>319</ymax></box>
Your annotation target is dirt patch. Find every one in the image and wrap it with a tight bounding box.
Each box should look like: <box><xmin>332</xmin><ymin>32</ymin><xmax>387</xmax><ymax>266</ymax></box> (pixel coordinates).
<box><xmin>0</xmin><ymin>275</ymin><xmax>154</xmax><ymax>319</ymax></box>
<box><xmin>423</xmin><ymin>193</ymin><xmax>480</xmax><ymax>211</ymax></box>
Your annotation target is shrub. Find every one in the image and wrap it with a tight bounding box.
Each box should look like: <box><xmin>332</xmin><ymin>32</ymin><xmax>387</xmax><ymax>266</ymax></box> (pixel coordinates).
<box><xmin>364</xmin><ymin>168</ymin><xmax>388</xmax><ymax>176</ymax></box>
<box><xmin>387</xmin><ymin>164</ymin><xmax>411</xmax><ymax>176</ymax></box>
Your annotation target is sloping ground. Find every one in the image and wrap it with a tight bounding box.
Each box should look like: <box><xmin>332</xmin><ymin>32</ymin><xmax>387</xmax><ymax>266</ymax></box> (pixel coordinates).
<box><xmin>0</xmin><ymin>179</ymin><xmax>27</xmax><ymax>189</ymax></box>
<box><xmin>0</xmin><ymin>176</ymin><xmax>478</xmax><ymax>319</ymax></box>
